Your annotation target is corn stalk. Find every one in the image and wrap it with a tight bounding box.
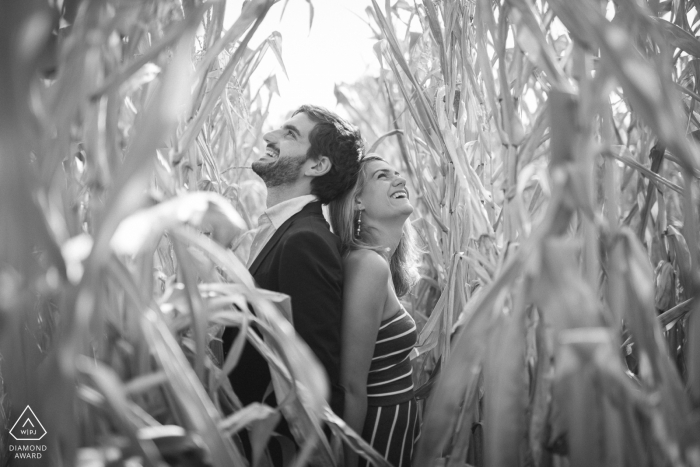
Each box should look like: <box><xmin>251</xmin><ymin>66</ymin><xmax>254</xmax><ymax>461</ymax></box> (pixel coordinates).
<box><xmin>335</xmin><ymin>0</ymin><xmax>700</xmax><ymax>465</ymax></box>
<box><xmin>0</xmin><ymin>0</ymin><xmax>372</xmax><ymax>465</ymax></box>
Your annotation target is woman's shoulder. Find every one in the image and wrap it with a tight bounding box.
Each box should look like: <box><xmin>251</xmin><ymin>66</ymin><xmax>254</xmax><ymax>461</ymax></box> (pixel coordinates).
<box><xmin>343</xmin><ymin>249</ymin><xmax>390</xmax><ymax>278</ymax></box>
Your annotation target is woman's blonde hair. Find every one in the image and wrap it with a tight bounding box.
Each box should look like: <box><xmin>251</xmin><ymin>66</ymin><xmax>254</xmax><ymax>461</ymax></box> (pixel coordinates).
<box><xmin>328</xmin><ymin>155</ymin><xmax>420</xmax><ymax>297</ymax></box>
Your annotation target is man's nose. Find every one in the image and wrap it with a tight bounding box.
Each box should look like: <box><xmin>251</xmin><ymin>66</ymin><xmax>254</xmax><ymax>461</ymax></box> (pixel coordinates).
<box><xmin>263</xmin><ymin>129</ymin><xmax>279</xmax><ymax>144</ymax></box>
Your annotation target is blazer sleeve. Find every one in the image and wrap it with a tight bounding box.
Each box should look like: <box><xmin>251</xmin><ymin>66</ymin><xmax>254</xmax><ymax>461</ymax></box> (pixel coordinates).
<box><xmin>276</xmin><ymin>229</ymin><xmax>343</xmax><ymax>391</ymax></box>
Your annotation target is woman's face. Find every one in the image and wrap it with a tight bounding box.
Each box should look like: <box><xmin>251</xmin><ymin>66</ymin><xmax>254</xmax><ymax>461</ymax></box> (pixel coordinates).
<box><xmin>357</xmin><ymin>159</ymin><xmax>413</xmax><ymax>223</ymax></box>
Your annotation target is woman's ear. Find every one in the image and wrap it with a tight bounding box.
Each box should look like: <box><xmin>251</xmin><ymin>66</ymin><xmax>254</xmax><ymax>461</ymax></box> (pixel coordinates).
<box><xmin>355</xmin><ymin>197</ymin><xmax>365</xmax><ymax>211</ymax></box>
<box><xmin>304</xmin><ymin>155</ymin><xmax>331</xmax><ymax>177</ymax></box>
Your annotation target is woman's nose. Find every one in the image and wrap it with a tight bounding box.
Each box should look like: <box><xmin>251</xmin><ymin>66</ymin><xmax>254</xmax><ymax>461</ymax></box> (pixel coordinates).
<box><xmin>394</xmin><ymin>176</ymin><xmax>407</xmax><ymax>186</ymax></box>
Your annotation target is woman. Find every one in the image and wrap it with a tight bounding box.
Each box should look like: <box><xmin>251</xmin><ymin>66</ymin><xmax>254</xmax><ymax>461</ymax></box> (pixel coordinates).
<box><xmin>329</xmin><ymin>155</ymin><xmax>421</xmax><ymax>467</ymax></box>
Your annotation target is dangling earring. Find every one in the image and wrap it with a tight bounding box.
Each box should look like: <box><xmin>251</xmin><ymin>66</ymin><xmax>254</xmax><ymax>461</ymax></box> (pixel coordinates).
<box><xmin>355</xmin><ymin>210</ymin><xmax>362</xmax><ymax>238</ymax></box>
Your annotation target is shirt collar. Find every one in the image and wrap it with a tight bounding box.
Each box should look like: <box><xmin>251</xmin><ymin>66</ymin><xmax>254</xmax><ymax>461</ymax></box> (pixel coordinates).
<box><xmin>265</xmin><ymin>194</ymin><xmax>318</xmax><ymax>229</ymax></box>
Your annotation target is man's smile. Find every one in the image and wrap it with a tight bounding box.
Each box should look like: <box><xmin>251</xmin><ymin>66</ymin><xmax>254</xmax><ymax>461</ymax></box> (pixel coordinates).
<box><xmin>264</xmin><ymin>145</ymin><xmax>279</xmax><ymax>159</ymax></box>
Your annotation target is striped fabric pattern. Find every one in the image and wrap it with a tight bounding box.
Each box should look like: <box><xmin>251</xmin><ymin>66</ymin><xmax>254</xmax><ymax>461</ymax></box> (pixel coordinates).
<box><xmin>359</xmin><ymin>399</ymin><xmax>421</xmax><ymax>467</ymax></box>
<box><xmin>366</xmin><ymin>307</ymin><xmax>418</xmax><ymax>406</ymax></box>
<box><xmin>359</xmin><ymin>307</ymin><xmax>420</xmax><ymax>467</ymax></box>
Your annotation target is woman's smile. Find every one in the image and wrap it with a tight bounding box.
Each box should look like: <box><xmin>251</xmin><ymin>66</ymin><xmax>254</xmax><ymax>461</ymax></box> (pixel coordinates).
<box><xmin>358</xmin><ymin>159</ymin><xmax>414</xmax><ymax>220</ymax></box>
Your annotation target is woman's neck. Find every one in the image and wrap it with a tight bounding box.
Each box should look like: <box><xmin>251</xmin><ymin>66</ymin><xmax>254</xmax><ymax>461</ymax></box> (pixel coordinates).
<box><xmin>361</xmin><ymin>219</ymin><xmax>405</xmax><ymax>257</ymax></box>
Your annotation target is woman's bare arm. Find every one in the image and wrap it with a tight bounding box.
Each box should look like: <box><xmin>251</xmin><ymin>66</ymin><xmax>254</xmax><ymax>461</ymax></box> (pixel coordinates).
<box><xmin>340</xmin><ymin>250</ymin><xmax>389</xmax><ymax>467</ymax></box>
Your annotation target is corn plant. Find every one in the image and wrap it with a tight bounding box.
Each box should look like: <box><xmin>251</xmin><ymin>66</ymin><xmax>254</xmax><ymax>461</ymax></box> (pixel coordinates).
<box><xmin>4</xmin><ymin>0</ymin><xmax>700</xmax><ymax>466</ymax></box>
<box><xmin>333</xmin><ymin>0</ymin><xmax>700</xmax><ymax>465</ymax></box>
<box><xmin>0</xmin><ymin>0</ymin><xmax>377</xmax><ymax>465</ymax></box>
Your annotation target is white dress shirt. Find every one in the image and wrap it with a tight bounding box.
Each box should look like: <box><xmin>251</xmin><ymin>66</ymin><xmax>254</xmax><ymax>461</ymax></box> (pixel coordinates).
<box><xmin>245</xmin><ymin>194</ymin><xmax>318</xmax><ymax>267</ymax></box>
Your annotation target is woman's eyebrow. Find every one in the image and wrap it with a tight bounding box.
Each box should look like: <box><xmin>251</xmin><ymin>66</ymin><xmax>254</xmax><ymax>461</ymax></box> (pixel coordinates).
<box><xmin>372</xmin><ymin>168</ymin><xmax>403</xmax><ymax>177</ymax></box>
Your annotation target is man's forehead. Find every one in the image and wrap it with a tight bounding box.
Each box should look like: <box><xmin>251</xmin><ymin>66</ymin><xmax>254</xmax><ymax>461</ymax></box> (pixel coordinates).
<box><xmin>284</xmin><ymin>112</ymin><xmax>316</xmax><ymax>136</ymax></box>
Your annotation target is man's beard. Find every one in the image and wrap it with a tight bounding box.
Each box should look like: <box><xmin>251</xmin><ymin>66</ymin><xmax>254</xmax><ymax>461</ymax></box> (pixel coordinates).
<box><xmin>252</xmin><ymin>153</ymin><xmax>307</xmax><ymax>188</ymax></box>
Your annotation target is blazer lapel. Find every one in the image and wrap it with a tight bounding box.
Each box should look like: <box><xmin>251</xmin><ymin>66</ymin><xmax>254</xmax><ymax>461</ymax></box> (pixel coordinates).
<box><xmin>248</xmin><ymin>201</ymin><xmax>323</xmax><ymax>276</ymax></box>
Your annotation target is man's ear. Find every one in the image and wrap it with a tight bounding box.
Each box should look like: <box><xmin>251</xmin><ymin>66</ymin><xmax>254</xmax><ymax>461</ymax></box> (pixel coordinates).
<box><xmin>304</xmin><ymin>156</ymin><xmax>332</xmax><ymax>177</ymax></box>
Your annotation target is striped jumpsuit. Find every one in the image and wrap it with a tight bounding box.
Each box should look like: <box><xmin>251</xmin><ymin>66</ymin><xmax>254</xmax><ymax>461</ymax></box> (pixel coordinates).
<box><xmin>360</xmin><ymin>307</ymin><xmax>421</xmax><ymax>467</ymax></box>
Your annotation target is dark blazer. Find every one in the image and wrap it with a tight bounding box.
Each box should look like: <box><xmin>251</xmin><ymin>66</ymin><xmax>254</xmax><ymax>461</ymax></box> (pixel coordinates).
<box><xmin>222</xmin><ymin>201</ymin><xmax>345</xmax><ymax>418</ymax></box>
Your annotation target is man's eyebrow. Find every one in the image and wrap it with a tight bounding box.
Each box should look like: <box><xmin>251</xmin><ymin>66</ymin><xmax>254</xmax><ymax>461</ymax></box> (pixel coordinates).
<box><xmin>282</xmin><ymin>124</ymin><xmax>301</xmax><ymax>137</ymax></box>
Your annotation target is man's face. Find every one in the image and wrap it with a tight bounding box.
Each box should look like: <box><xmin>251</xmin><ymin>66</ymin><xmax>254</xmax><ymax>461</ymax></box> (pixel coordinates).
<box><xmin>253</xmin><ymin>112</ymin><xmax>317</xmax><ymax>187</ymax></box>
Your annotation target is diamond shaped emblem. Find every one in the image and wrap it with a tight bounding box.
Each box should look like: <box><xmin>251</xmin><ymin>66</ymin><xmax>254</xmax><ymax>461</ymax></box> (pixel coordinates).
<box><xmin>9</xmin><ymin>406</ymin><xmax>46</xmax><ymax>441</ymax></box>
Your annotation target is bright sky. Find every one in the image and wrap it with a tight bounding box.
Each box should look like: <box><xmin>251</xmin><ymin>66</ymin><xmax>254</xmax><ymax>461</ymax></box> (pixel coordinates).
<box><xmin>225</xmin><ymin>0</ymin><xmax>380</xmax><ymax>126</ymax></box>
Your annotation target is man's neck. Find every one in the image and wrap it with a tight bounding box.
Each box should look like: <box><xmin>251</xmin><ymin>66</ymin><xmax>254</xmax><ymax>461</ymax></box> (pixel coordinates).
<box><xmin>265</xmin><ymin>184</ymin><xmax>313</xmax><ymax>208</ymax></box>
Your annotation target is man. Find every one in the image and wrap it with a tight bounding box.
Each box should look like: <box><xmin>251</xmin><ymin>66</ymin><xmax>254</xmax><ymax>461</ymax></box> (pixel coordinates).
<box><xmin>222</xmin><ymin>105</ymin><xmax>363</xmax><ymax>461</ymax></box>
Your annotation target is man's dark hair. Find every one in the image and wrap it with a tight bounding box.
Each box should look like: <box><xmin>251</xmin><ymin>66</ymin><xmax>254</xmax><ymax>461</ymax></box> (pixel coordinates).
<box><xmin>293</xmin><ymin>105</ymin><xmax>364</xmax><ymax>204</ymax></box>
